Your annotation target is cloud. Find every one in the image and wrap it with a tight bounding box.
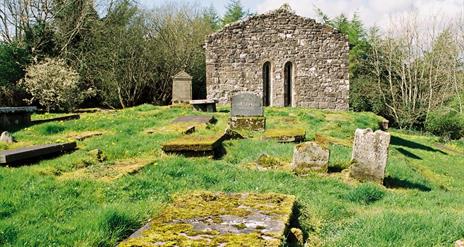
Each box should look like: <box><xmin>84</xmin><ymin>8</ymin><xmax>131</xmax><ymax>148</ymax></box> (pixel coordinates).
<box><xmin>255</xmin><ymin>0</ymin><xmax>464</xmax><ymax>28</ymax></box>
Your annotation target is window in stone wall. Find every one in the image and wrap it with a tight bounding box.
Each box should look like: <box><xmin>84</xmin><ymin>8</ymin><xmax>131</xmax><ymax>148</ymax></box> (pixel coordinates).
<box><xmin>263</xmin><ymin>62</ymin><xmax>272</xmax><ymax>106</ymax></box>
<box><xmin>284</xmin><ymin>62</ymin><xmax>293</xmax><ymax>107</ymax></box>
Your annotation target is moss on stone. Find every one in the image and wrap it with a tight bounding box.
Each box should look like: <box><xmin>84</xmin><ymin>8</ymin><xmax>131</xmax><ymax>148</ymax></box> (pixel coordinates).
<box><xmin>119</xmin><ymin>191</ymin><xmax>295</xmax><ymax>247</ymax></box>
<box><xmin>162</xmin><ymin>134</ymin><xmax>225</xmax><ymax>152</ymax></box>
<box><xmin>228</xmin><ymin>117</ymin><xmax>266</xmax><ymax>131</ymax></box>
<box><xmin>264</xmin><ymin>128</ymin><xmax>306</xmax><ymax>143</ymax></box>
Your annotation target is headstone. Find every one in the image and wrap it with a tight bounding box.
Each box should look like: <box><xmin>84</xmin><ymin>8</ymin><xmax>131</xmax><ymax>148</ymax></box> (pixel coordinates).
<box><xmin>119</xmin><ymin>192</ymin><xmax>296</xmax><ymax>247</ymax></box>
<box><xmin>171</xmin><ymin>71</ymin><xmax>192</xmax><ymax>104</ymax></box>
<box><xmin>231</xmin><ymin>93</ymin><xmax>263</xmax><ymax>117</ymax></box>
<box><xmin>350</xmin><ymin>128</ymin><xmax>391</xmax><ymax>184</ymax></box>
<box><xmin>292</xmin><ymin>142</ymin><xmax>329</xmax><ymax>174</ymax></box>
<box><xmin>0</xmin><ymin>131</ymin><xmax>14</xmax><ymax>144</ymax></box>
<box><xmin>229</xmin><ymin>93</ymin><xmax>266</xmax><ymax>131</ymax></box>
<box><xmin>0</xmin><ymin>142</ymin><xmax>77</xmax><ymax>166</ymax></box>
<box><xmin>190</xmin><ymin>99</ymin><xmax>218</xmax><ymax>112</ymax></box>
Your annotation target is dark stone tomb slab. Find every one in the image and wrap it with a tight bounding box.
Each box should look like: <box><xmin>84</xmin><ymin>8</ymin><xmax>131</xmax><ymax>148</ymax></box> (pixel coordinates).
<box><xmin>0</xmin><ymin>106</ymin><xmax>37</xmax><ymax>131</ymax></box>
<box><xmin>0</xmin><ymin>142</ymin><xmax>77</xmax><ymax>166</ymax></box>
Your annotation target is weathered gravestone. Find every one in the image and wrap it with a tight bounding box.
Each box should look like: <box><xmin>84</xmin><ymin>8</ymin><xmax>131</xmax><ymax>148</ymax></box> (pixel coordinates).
<box><xmin>292</xmin><ymin>142</ymin><xmax>329</xmax><ymax>174</ymax></box>
<box><xmin>0</xmin><ymin>142</ymin><xmax>77</xmax><ymax>166</ymax></box>
<box><xmin>228</xmin><ymin>93</ymin><xmax>266</xmax><ymax>131</ymax></box>
<box><xmin>0</xmin><ymin>106</ymin><xmax>37</xmax><ymax>130</ymax></box>
<box><xmin>350</xmin><ymin>128</ymin><xmax>391</xmax><ymax>184</ymax></box>
<box><xmin>0</xmin><ymin>131</ymin><xmax>14</xmax><ymax>144</ymax></box>
<box><xmin>118</xmin><ymin>191</ymin><xmax>296</xmax><ymax>247</ymax></box>
<box><xmin>171</xmin><ymin>71</ymin><xmax>192</xmax><ymax>104</ymax></box>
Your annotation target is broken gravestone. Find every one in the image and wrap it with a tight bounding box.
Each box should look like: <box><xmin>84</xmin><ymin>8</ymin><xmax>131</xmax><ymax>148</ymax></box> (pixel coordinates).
<box><xmin>292</xmin><ymin>142</ymin><xmax>329</xmax><ymax>175</ymax></box>
<box><xmin>350</xmin><ymin>128</ymin><xmax>391</xmax><ymax>184</ymax></box>
<box><xmin>228</xmin><ymin>93</ymin><xmax>266</xmax><ymax>131</ymax></box>
<box><xmin>0</xmin><ymin>131</ymin><xmax>14</xmax><ymax>144</ymax></box>
<box><xmin>118</xmin><ymin>191</ymin><xmax>296</xmax><ymax>247</ymax></box>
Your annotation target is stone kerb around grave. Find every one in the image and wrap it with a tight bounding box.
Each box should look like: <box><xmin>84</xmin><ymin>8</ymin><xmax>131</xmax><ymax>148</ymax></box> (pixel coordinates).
<box><xmin>349</xmin><ymin>128</ymin><xmax>391</xmax><ymax>184</ymax></box>
<box><xmin>228</xmin><ymin>93</ymin><xmax>266</xmax><ymax>131</ymax></box>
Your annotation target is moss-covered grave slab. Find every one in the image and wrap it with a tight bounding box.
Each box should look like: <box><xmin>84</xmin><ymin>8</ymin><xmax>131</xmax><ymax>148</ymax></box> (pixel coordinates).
<box><xmin>119</xmin><ymin>191</ymin><xmax>296</xmax><ymax>247</ymax></box>
<box><xmin>264</xmin><ymin>128</ymin><xmax>306</xmax><ymax>143</ymax></box>
<box><xmin>145</xmin><ymin>122</ymin><xmax>196</xmax><ymax>135</ymax></box>
<box><xmin>162</xmin><ymin>134</ymin><xmax>225</xmax><ymax>156</ymax></box>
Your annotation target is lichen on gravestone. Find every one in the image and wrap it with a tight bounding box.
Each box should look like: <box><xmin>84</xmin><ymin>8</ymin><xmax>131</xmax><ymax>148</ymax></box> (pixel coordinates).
<box><xmin>292</xmin><ymin>142</ymin><xmax>329</xmax><ymax>175</ymax></box>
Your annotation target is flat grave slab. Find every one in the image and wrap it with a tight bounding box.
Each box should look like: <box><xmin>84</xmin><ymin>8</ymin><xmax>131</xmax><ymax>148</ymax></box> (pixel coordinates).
<box><xmin>145</xmin><ymin>122</ymin><xmax>196</xmax><ymax>135</ymax></box>
<box><xmin>118</xmin><ymin>191</ymin><xmax>296</xmax><ymax>247</ymax></box>
<box><xmin>32</xmin><ymin>114</ymin><xmax>80</xmax><ymax>124</ymax></box>
<box><xmin>0</xmin><ymin>142</ymin><xmax>77</xmax><ymax>165</ymax></box>
<box><xmin>162</xmin><ymin>134</ymin><xmax>225</xmax><ymax>157</ymax></box>
<box><xmin>264</xmin><ymin>128</ymin><xmax>306</xmax><ymax>143</ymax></box>
<box><xmin>190</xmin><ymin>99</ymin><xmax>218</xmax><ymax>112</ymax></box>
<box><xmin>68</xmin><ymin>131</ymin><xmax>104</xmax><ymax>141</ymax></box>
<box><xmin>172</xmin><ymin>115</ymin><xmax>216</xmax><ymax>125</ymax></box>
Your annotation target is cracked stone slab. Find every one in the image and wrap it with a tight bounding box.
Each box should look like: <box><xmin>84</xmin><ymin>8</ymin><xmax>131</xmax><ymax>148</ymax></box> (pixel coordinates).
<box><xmin>118</xmin><ymin>192</ymin><xmax>295</xmax><ymax>247</ymax></box>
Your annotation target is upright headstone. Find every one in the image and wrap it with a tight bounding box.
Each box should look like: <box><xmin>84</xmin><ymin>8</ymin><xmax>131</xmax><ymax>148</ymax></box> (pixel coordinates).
<box><xmin>350</xmin><ymin>128</ymin><xmax>391</xmax><ymax>184</ymax></box>
<box><xmin>0</xmin><ymin>131</ymin><xmax>14</xmax><ymax>143</ymax></box>
<box><xmin>292</xmin><ymin>142</ymin><xmax>329</xmax><ymax>175</ymax></box>
<box><xmin>228</xmin><ymin>93</ymin><xmax>266</xmax><ymax>131</ymax></box>
<box><xmin>171</xmin><ymin>71</ymin><xmax>192</xmax><ymax>104</ymax></box>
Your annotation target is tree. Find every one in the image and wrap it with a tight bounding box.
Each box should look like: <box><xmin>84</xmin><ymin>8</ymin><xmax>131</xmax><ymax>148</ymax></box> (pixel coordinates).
<box><xmin>0</xmin><ymin>42</ymin><xmax>31</xmax><ymax>106</ymax></box>
<box><xmin>20</xmin><ymin>58</ymin><xmax>94</xmax><ymax>112</ymax></box>
<box><xmin>221</xmin><ymin>0</ymin><xmax>250</xmax><ymax>26</ymax></box>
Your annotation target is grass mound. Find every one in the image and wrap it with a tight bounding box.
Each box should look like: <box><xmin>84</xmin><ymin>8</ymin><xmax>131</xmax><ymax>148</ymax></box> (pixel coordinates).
<box><xmin>345</xmin><ymin>183</ymin><xmax>386</xmax><ymax>205</ymax></box>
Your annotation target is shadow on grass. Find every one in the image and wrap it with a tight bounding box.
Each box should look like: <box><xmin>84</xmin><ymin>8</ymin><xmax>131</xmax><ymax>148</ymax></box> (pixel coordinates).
<box><xmin>383</xmin><ymin>176</ymin><xmax>431</xmax><ymax>192</ymax></box>
<box><xmin>390</xmin><ymin>136</ymin><xmax>447</xmax><ymax>155</ymax></box>
<box><xmin>328</xmin><ymin>166</ymin><xmax>345</xmax><ymax>173</ymax></box>
<box><xmin>396</xmin><ymin>147</ymin><xmax>422</xmax><ymax>160</ymax></box>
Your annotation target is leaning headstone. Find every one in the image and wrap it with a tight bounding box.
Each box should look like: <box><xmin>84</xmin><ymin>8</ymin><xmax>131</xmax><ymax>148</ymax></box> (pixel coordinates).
<box><xmin>171</xmin><ymin>71</ymin><xmax>192</xmax><ymax>104</ymax></box>
<box><xmin>0</xmin><ymin>131</ymin><xmax>14</xmax><ymax>144</ymax></box>
<box><xmin>350</xmin><ymin>128</ymin><xmax>391</xmax><ymax>184</ymax></box>
<box><xmin>228</xmin><ymin>93</ymin><xmax>266</xmax><ymax>131</ymax></box>
<box><xmin>119</xmin><ymin>191</ymin><xmax>296</xmax><ymax>247</ymax></box>
<box><xmin>292</xmin><ymin>142</ymin><xmax>329</xmax><ymax>175</ymax></box>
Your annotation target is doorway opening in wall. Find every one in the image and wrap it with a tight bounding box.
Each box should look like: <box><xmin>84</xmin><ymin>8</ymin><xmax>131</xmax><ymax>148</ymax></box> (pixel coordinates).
<box><xmin>263</xmin><ymin>62</ymin><xmax>271</xmax><ymax>107</ymax></box>
<box><xmin>284</xmin><ymin>61</ymin><xmax>293</xmax><ymax>107</ymax></box>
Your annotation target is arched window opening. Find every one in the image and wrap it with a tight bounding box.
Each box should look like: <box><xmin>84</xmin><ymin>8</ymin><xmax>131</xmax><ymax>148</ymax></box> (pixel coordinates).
<box><xmin>284</xmin><ymin>62</ymin><xmax>293</xmax><ymax>107</ymax></box>
<box><xmin>263</xmin><ymin>62</ymin><xmax>271</xmax><ymax>106</ymax></box>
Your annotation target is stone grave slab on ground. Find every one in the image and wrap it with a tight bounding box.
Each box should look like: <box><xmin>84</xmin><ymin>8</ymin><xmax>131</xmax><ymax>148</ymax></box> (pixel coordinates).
<box><xmin>162</xmin><ymin>134</ymin><xmax>225</xmax><ymax>157</ymax></box>
<box><xmin>118</xmin><ymin>191</ymin><xmax>296</xmax><ymax>247</ymax></box>
<box><xmin>264</xmin><ymin>128</ymin><xmax>306</xmax><ymax>143</ymax></box>
<box><xmin>69</xmin><ymin>131</ymin><xmax>104</xmax><ymax>141</ymax></box>
<box><xmin>145</xmin><ymin>122</ymin><xmax>196</xmax><ymax>135</ymax></box>
<box><xmin>171</xmin><ymin>71</ymin><xmax>192</xmax><ymax>104</ymax></box>
<box><xmin>0</xmin><ymin>142</ymin><xmax>77</xmax><ymax>165</ymax></box>
<box><xmin>190</xmin><ymin>99</ymin><xmax>218</xmax><ymax>112</ymax></box>
<box><xmin>32</xmin><ymin>114</ymin><xmax>80</xmax><ymax>124</ymax></box>
<box><xmin>0</xmin><ymin>106</ymin><xmax>37</xmax><ymax>130</ymax></box>
<box><xmin>350</xmin><ymin>128</ymin><xmax>391</xmax><ymax>184</ymax></box>
<box><xmin>292</xmin><ymin>142</ymin><xmax>329</xmax><ymax>175</ymax></box>
<box><xmin>172</xmin><ymin>115</ymin><xmax>216</xmax><ymax>125</ymax></box>
<box><xmin>229</xmin><ymin>93</ymin><xmax>266</xmax><ymax>131</ymax></box>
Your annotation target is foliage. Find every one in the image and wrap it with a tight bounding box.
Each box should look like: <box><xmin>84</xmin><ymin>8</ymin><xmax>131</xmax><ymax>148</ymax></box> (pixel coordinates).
<box><xmin>0</xmin><ymin>42</ymin><xmax>31</xmax><ymax>106</ymax></box>
<box><xmin>425</xmin><ymin>108</ymin><xmax>464</xmax><ymax>140</ymax></box>
<box><xmin>221</xmin><ymin>0</ymin><xmax>251</xmax><ymax>26</ymax></box>
<box><xmin>20</xmin><ymin>58</ymin><xmax>94</xmax><ymax>112</ymax></box>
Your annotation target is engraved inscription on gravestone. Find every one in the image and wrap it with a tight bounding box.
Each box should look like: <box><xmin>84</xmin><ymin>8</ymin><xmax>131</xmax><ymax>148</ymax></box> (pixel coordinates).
<box><xmin>231</xmin><ymin>93</ymin><xmax>263</xmax><ymax>117</ymax></box>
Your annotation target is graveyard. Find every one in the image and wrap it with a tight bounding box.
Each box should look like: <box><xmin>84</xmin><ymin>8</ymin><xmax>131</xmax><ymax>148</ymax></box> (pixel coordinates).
<box><xmin>0</xmin><ymin>103</ymin><xmax>463</xmax><ymax>246</ymax></box>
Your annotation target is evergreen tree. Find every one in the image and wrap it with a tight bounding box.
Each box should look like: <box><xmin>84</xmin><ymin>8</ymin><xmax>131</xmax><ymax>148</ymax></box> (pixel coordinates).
<box><xmin>221</xmin><ymin>0</ymin><xmax>250</xmax><ymax>26</ymax></box>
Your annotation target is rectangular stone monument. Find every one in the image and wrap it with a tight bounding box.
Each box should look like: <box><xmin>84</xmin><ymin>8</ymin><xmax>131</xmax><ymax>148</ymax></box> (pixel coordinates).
<box><xmin>118</xmin><ymin>191</ymin><xmax>296</xmax><ymax>247</ymax></box>
<box><xmin>0</xmin><ymin>106</ymin><xmax>37</xmax><ymax>130</ymax></box>
<box><xmin>190</xmin><ymin>99</ymin><xmax>218</xmax><ymax>112</ymax></box>
<box><xmin>0</xmin><ymin>142</ymin><xmax>77</xmax><ymax>165</ymax></box>
<box><xmin>350</xmin><ymin>128</ymin><xmax>391</xmax><ymax>184</ymax></box>
<box><xmin>229</xmin><ymin>93</ymin><xmax>266</xmax><ymax>131</ymax></box>
<box><xmin>171</xmin><ymin>71</ymin><xmax>192</xmax><ymax>104</ymax></box>
<box><xmin>161</xmin><ymin>134</ymin><xmax>226</xmax><ymax>157</ymax></box>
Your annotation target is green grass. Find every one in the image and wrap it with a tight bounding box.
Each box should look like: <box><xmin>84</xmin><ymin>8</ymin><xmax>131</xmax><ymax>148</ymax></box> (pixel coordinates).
<box><xmin>1</xmin><ymin>104</ymin><xmax>463</xmax><ymax>246</ymax></box>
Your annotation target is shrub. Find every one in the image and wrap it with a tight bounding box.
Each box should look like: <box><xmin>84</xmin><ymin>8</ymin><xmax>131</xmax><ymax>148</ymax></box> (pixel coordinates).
<box><xmin>425</xmin><ymin>109</ymin><xmax>464</xmax><ymax>141</ymax></box>
<box><xmin>346</xmin><ymin>183</ymin><xmax>385</xmax><ymax>205</ymax></box>
<box><xmin>20</xmin><ymin>58</ymin><xmax>94</xmax><ymax>112</ymax></box>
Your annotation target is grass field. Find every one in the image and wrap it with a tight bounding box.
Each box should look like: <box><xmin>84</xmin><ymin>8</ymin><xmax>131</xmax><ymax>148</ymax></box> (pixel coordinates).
<box><xmin>1</xmin><ymin>104</ymin><xmax>463</xmax><ymax>246</ymax></box>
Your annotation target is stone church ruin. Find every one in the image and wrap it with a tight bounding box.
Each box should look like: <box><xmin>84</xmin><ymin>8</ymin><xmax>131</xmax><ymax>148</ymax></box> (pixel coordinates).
<box><xmin>205</xmin><ymin>4</ymin><xmax>349</xmax><ymax>110</ymax></box>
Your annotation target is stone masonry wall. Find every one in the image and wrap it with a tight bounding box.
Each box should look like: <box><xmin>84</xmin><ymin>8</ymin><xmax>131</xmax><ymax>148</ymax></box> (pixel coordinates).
<box><xmin>205</xmin><ymin>5</ymin><xmax>349</xmax><ymax>110</ymax></box>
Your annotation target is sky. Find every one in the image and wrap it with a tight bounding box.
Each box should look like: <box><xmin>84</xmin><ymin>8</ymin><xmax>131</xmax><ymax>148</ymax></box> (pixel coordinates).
<box><xmin>140</xmin><ymin>0</ymin><xmax>464</xmax><ymax>28</ymax></box>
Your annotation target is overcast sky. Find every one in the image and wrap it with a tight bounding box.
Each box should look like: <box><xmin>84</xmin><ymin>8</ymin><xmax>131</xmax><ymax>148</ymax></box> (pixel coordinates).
<box><xmin>140</xmin><ymin>0</ymin><xmax>464</xmax><ymax>28</ymax></box>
